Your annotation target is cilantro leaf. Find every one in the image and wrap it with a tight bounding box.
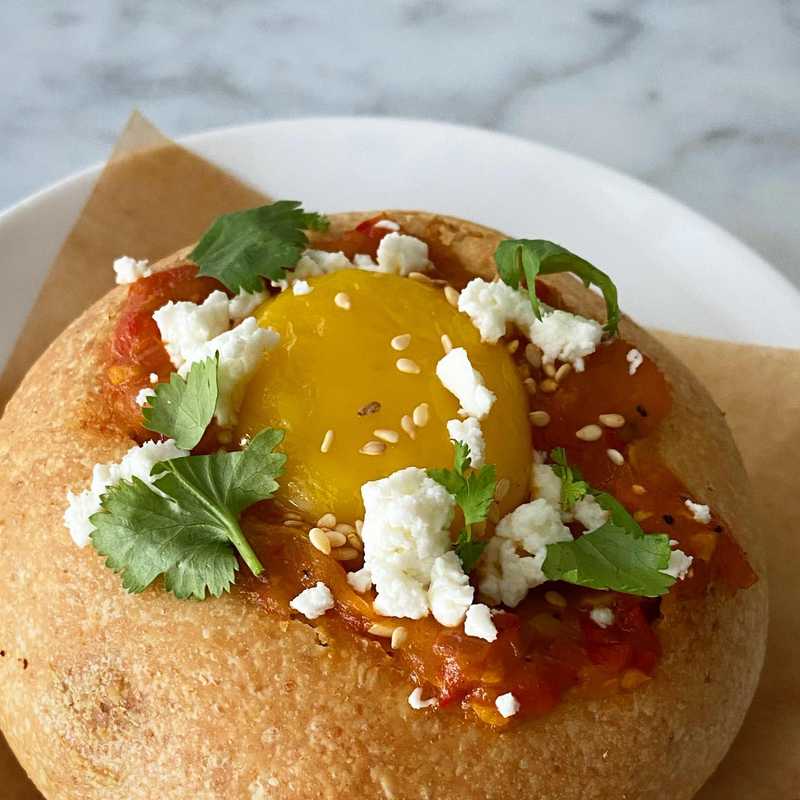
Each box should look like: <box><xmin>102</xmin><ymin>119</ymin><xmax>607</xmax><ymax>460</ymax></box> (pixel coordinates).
<box><xmin>542</xmin><ymin>522</ymin><xmax>674</xmax><ymax>596</ymax></box>
<box><xmin>428</xmin><ymin>440</ymin><xmax>497</xmax><ymax>572</ymax></box>
<box><xmin>190</xmin><ymin>201</ymin><xmax>330</xmax><ymax>293</ymax></box>
<box><xmin>142</xmin><ymin>356</ymin><xmax>218</xmax><ymax>450</ymax></box>
<box><xmin>550</xmin><ymin>447</ymin><xmax>589</xmax><ymax>510</ymax></box>
<box><xmin>494</xmin><ymin>239</ymin><xmax>620</xmax><ymax>335</ymax></box>
<box><xmin>90</xmin><ymin>428</ymin><xmax>286</xmax><ymax>600</ymax></box>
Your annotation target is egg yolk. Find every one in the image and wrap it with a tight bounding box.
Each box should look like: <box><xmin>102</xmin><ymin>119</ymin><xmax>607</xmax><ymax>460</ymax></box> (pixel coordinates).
<box><xmin>236</xmin><ymin>269</ymin><xmax>532</xmax><ymax>522</ymax></box>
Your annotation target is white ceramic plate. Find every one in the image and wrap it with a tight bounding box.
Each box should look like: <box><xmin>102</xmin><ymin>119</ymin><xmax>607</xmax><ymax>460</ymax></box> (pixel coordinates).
<box><xmin>2</xmin><ymin>117</ymin><xmax>798</xmax><ymax>372</ymax></box>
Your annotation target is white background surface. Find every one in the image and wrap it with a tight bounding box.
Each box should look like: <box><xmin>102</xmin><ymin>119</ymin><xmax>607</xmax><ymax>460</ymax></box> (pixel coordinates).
<box><xmin>1</xmin><ymin>0</ymin><xmax>799</xmax><ymax>289</ymax></box>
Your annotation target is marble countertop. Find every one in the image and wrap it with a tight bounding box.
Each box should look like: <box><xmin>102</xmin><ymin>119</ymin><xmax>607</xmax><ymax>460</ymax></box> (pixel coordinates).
<box><xmin>2</xmin><ymin>0</ymin><xmax>798</xmax><ymax>287</ymax></box>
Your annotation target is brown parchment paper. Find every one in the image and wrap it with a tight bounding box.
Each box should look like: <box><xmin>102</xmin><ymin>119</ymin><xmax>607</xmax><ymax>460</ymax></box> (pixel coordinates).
<box><xmin>0</xmin><ymin>113</ymin><xmax>796</xmax><ymax>800</ymax></box>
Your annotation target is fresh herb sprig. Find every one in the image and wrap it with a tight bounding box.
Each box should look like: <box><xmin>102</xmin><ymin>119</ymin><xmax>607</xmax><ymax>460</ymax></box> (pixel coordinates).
<box><xmin>549</xmin><ymin>447</ymin><xmax>589</xmax><ymax>510</ymax></box>
<box><xmin>494</xmin><ymin>239</ymin><xmax>620</xmax><ymax>335</ymax></box>
<box><xmin>428</xmin><ymin>441</ymin><xmax>496</xmax><ymax>572</ymax></box>
<box><xmin>190</xmin><ymin>201</ymin><xmax>330</xmax><ymax>293</ymax></box>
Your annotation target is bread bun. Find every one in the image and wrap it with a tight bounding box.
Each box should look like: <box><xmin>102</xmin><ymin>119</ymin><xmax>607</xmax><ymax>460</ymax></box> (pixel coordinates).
<box><xmin>0</xmin><ymin>212</ymin><xmax>767</xmax><ymax>799</ymax></box>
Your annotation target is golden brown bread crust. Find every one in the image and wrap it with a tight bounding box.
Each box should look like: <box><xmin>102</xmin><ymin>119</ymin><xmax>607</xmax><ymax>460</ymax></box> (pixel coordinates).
<box><xmin>0</xmin><ymin>212</ymin><xmax>767</xmax><ymax>799</ymax></box>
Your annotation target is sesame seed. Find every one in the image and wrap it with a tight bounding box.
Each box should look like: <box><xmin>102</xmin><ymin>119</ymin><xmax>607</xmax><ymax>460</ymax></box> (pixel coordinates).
<box><xmin>355</xmin><ymin>519</ymin><xmax>364</xmax><ymax>536</ymax></box>
<box><xmin>391</xmin><ymin>333</ymin><xmax>411</xmax><ymax>351</ymax></box>
<box><xmin>555</xmin><ymin>363</ymin><xmax>572</xmax><ymax>383</ymax></box>
<box><xmin>607</xmin><ymin>448</ymin><xmax>625</xmax><ymax>465</ymax></box>
<box><xmin>374</xmin><ymin>428</ymin><xmax>400</xmax><ymax>444</ymax></box>
<box><xmin>318</xmin><ymin>513</ymin><xmax>337</xmax><ymax>529</ymax></box>
<box><xmin>506</xmin><ymin>340</ymin><xmax>520</xmax><ymax>354</ymax></box>
<box><xmin>412</xmin><ymin>403</ymin><xmax>430</xmax><ymax>427</ymax></box>
<box><xmin>334</xmin><ymin>292</ymin><xmax>351</xmax><ymax>310</ymax></box>
<box><xmin>309</xmin><ymin>528</ymin><xmax>331</xmax><ymax>555</ymax></box>
<box><xmin>332</xmin><ymin>546</ymin><xmax>360</xmax><ymax>561</ymax></box>
<box><xmin>282</xmin><ymin>519</ymin><xmax>306</xmax><ymax>529</ymax></box>
<box><xmin>320</xmin><ymin>429</ymin><xmax>334</xmax><ymax>453</ymax></box>
<box><xmin>391</xmin><ymin>626</ymin><xmax>409</xmax><ymax>650</ymax></box>
<box><xmin>368</xmin><ymin>623</ymin><xmax>395</xmax><ymax>638</ymax></box>
<box><xmin>525</xmin><ymin>343</ymin><xmax>542</xmax><ymax>368</ymax></box>
<box><xmin>444</xmin><ymin>286</ymin><xmax>460</xmax><ymax>307</ymax></box>
<box><xmin>632</xmin><ymin>484</ymin><xmax>647</xmax><ymax>496</ymax></box>
<box><xmin>545</xmin><ymin>590</ymin><xmax>567</xmax><ymax>608</ymax></box>
<box><xmin>326</xmin><ymin>531</ymin><xmax>348</xmax><ymax>547</ymax></box>
<box><xmin>283</xmin><ymin>511</ymin><xmax>303</xmax><ymax>521</ymax></box>
<box><xmin>360</xmin><ymin>440</ymin><xmax>387</xmax><ymax>455</ymax></box>
<box><xmin>523</xmin><ymin>377</ymin><xmax>537</xmax><ymax>395</ymax></box>
<box><xmin>598</xmin><ymin>413</ymin><xmax>626</xmax><ymax>428</ymax></box>
<box><xmin>529</xmin><ymin>410</ymin><xmax>551</xmax><ymax>427</ymax></box>
<box><xmin>440</xmin><ymin>334</ymin><xmax>453</xmax><ymax>354</ymax></box>
<box><xmin>335</xmin><ymin>523</ymin><xmax>355</xmax><ymax>535</ymax></box>
<box><xmin>576</xmin><ymin>424</ymin><xmax>603</xmax><ymax>442</ymax></box>
<box><xmin>400</xmin><ymin>415</ymin><xmax>416</xmax><ymax>439</ymax></box>
<box><xmin>396</xmin><ymin>358</ymin><xmax>421</xmax><ymax>374</ymax></box>
<box><xmin>347</xmin><ymin>532</ymin><xmax>363</xmax><ymax>551</ymax></box>
<box><xmin>540</xmin><ymin>379</ymin><xmax>559</xmax><ymax>394</ymax></box>
<box><xmin>543</xmin><ymin>363</ymin><xmax>556</xmax><ymax>378</ymax></box>
<box><xmin>408</xmin><ymin>271</ymin><xmax>434</xmax><ymax>284</ymax></box>
<box><xmin>494</xmin><ymin>478</ymin><xmax>510</xmax><ymax>502</ymax></box>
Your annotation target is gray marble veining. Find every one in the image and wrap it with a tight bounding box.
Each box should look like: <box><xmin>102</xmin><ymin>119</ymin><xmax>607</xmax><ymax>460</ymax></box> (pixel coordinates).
<box><xmin>1</xmin><ymin>0</ymin><xmax>798</xmax><ymax>286</ymax></box>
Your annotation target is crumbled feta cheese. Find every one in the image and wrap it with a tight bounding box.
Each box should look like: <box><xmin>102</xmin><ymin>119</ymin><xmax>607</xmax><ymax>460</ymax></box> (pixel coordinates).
<box><xmin>291</xmin><ymin>279</ymin><xmax>313</xmax><ymax>296</ymax></box>
<box><xmin>113</xmin><ymin>255</ymin><xmax>152</xmax><ymax>285</ymax></box>
<box><xmin>153</xmin><ymin>290</ymin><xmax>231</xmax><ymax>370</ymax></box>
<box><xmin>662</xmin><ymin>542</ymin><xmax>694</xmax><ymax>580</ymax></box>
<box><xmin>181</xmin><ymin>317</ymin><xmax>279</xmax><ymax>427</ymax></box>
<box><xmin>436</xmin><ymin>347</ymin><xmax>496</xmax><ymax>419</ymax></box>
<box><xmin>457</xmin><ymin>278</ymin><xmax>535</xmax><ymax>343</ymax></box>
<box><xmin>532</xmin><ymin>463</ymin><xmax>562</xmax><ymax>510</ymax></box>
<box><xmin>135</xmin><ymin>387</ymin><xmax>155</xmax><ymax>407</ymax></box>
<box><xmin>685</xmin><ymin>499</ymin><xmax>711</xmax><ymax>524</ymax></box>
<box><xmin>446</xmin><ymin>417</ymin><xmax>485</xmax><ymax>467</ymax></box>
<box><xmin>228</xmin><ymin>290</ymin><xmax>267</xmax><ymax>321</ymax></box>
<box><xmin>590</xmin><ymin>606</ymin><xmax>615</xmax><ymax>628</ymax></box>
<box><xmin>360</xmin><ymin>467</ymin><xmax>455</xmax><ymax>620</ymax></box>
<box><xmin>626</xmin><ymin>348</ymin><xmax>643</xmax><ymax>375</ymax></box>
<box><xmin>289</xmin><ymin>582</ymin><xmax>335</xmax><ymax>620</ymax></box>
<box><xmin>529</xmin><ymin>308</ymin><xmax>603</xmax><ymax>372</ymax></box>
<box><xmin>495</xmin><ymin>692</ymin><xmax>520</xmax><ymax>718</ymax></box>
<box><xmin>294</xmin><ymin>249</ymin><xmax>353</xmax><ymax>279</ymax></box>
<box><xmin>376</xmin><ymin>232</ymin><xmax>430</xmax><ymax>275</ymax></box>
<box><xmin>428</xmin><ymin>551</ymin><xmax>474</xmax><ymax>627</ymax></box>
<box><xmin>353</xmin><ymin>253</ymin><xmax>378</xmax><ymax>269</ymax></box>
<box><xmin>374</xmin><ymin>219</ymin><xmax>400</xmax><ymax>231</ymax></box>
<box><xmin>64</xmin><ymin>439</ymin><xmax>187</xmax><ymax>547</ymax></box>
<box><xmin>495</xmin><ymin>499</ymin><xmax>572</xmax><ymax>555</ymax></box>
<box><xmin>573</xmin><ymin>494</ymin><xmax>609</xmax><ymax>532</ymax></box>
<box><xmin>408</xmin><ymin>687</ymin><xmax>437</xmax><ymax>710</ymax></box>
<box><xmin>346</xmin><ymin>567</ymin><xmax>372</xmax><ymax>594</ymax></box>
<box><xmin>464</xmin><ymin>603</ymin><xmax>498</xmax><ymax>642</ymax></box>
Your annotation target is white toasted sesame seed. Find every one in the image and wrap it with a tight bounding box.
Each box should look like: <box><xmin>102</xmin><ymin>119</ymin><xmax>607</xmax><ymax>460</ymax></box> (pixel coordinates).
<box><xmin>576</xmin><ymin>424</ymin><xmax>603</xmax><ymax>442</ymax></box>
<box><xmin>309</xmin><ymin>528</ymin><xmax>331</xmax><ymax>555</ymax></box>
<box><xmin>543</xmin><ymin>363</ymin><xmax>556</xmax><ymax>378</ymax></box>
<box><xmin>282</xmin><ymin>519</ymin><xmax>306</xmax><ymax>529</ymax></box>
<box><xmin>320</xmin><ymin>429</ymin><xmax>334</xmax><ymax>454</ymax></box>
<box><xmin>400</xmin><ymin>415</ymin><xmax>416</xmax><ymax>439</ymax></box>
<box><xmin>396</xmin><ymin>358</ymin><xmax>421</xmax><ymax>374</ymax></box>
<box><xmin>326</xmin><ymin>531</ymin><xmax>348</xmax><ymax>547</ymax></box>
<box><xmin>334</xmin><ymin>291</ymin><xmax>351</xmax><ymax>310</ymax></box>
<box><xmin>332</xmin><ymin>546</ymin><xmax>360</xmax><ymax>561</ymax></box>
<box><xmin>555</xmin><ymin>363</ymin><xmax>572</xmax><ymax>383</ymax></box>
<box><xmin>494</xmin><ymin>478</ymin><xmax>510</xmax><ymax>501</ymax></box>
<box><xmin>368</xmin><ymin>623</ymin><xmax>395</xmax><ymax>638</ymax></box>
<box><xmin>149</xmin><ymin>372</ymin><xmax>159</xmax><ymax>384</ymax></box>
<box><xmin>523</xmin><ymin>377</ymin><xmax>537</xmax><ymax>395</ymax></box>
<box><xmin>283</xmin><ymin>511</ymin><xmax>303</xmax><ymax>521</ymax></box>
<box><xmin>440</xmin><ymin>333</ymin><xmax>453</xmax><ymax>354</ymax></box>
<box><xmin>360</xmin><ymin>440</ymin><xmax>387</xmax><ymax>455</ymax></box>
<box><xmin>529</xmin><ymin>410</ymin><xmax>551</xmax><ymax>427</ymax></box>
<box><xmin>632</xmin><ymin>484</ymin><xmax>647</xmax><ymax>495</ymax></box>
<box><xmin>444</xmin><ymin>286</ymin><xmax>460</xmax><ymax>307</ymax></box>
<box><xmin>347</xmin><ymin>532</ymin><xmax>363</xmax><ymax>551</ymax></box>
<box><xmin>540</xmin><ymin>379</ymin><xmax>558</xmax><ymax>394</ymax></box>
<box><xmin>335</xmin><ymin>522</ymin><xmax>355</xmax><ymax>534</ymax></box>
<box><xmin>598</xmin><ymin>413</ymin><xmax>626</xmax><ymax>428</ymax></box>
<box><xmin>525</xmin><ymin>343</ymin><xmax>542</xmax><ymax>368</ymax></box>
<box><xmin>607</xmin><ymin>448</ymin><xmax>625</xmax><ymax>465</ymax></box>
<box><xmin>318</xmin><ymin>513</ymin><xmax>337</xmax><ymax>529</ymax></box>
<box><xmin>506</xmin><ymin>339</ymin><xmax>520</xmax><ymax>354</ymax></box>
<box><xmin>408</xmin><ymin>271</ymin><xmax>434</xmax><ymax>284</ymax></box>
<box><xmin>391</xmin><ymin>626</ymin><xmax>409</xmax><ymax>650</ymax></box>
<box><xmin>374</xmin><ymin>428</ymin><xmax>400</xmax><ymax>444</ymax></box>
<box><xmin>391</xmin><ymin>333</ymin><xmax>411</xmax><ymax>351</ymax></box>
<box><xmin>412</xmin><ymin>403</ymin><xmax>430</xmax><ymax>427</ymax></box>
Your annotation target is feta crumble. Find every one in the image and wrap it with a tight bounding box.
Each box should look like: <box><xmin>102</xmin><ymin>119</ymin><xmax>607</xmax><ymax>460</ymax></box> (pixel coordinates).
<box><xmin>408</xmin><ymin>687</ymin><xmax>437</xmax><ymax>710</ymax></box>
<box><xmin>228</xmin><ymin>290</ymin><xmax>267</xmax><ymax>321</ymax></box>
<box><xmin>495</xmin><ymin>692</ymin><xmax>520</xmax><ymax>718</ymax></box>
<box><xmin>135</xmin><ymin>387</ymin><xmax>155</xmax><ymax>407</ymax></box>
<box><xmin>532</xmin><ymin>463</ymin><xmax>562</xmax><ymax>510</ymax></box>
<box><xmin>346</xmin><ymin>567</ymin><xmax>373</xmax><ymax>594</ymax></box>
<box><xmin>428</xmin><ymin>551</ymin><xmax>474</xmax><ymax>627</ymax></box>
<box><xmin>294</xmin><ymin>249</ymin><xmax>353</xmax><ymax>279</ymax></box>
<box><xmin>685</xmin><ymin>499</ymin><xmax>711</xmax><ymax>524</ymax></box>
<box><xmin>376</xmin><ymin>232</ymin><xmax>431</xmax><ymax>275</ymax></box>
<box><xmin>436</xmin><ymin>347</ymin><xmax>496</xmax><ymax>419</ymax></box>
<box><xmin>590</xmin><ymin>606</ymin><xmax>615</xmax><ymax>629</ymax></box>
<box><xmin>573</xmin><ymin>494</ymin><xmax>609</xmax><ymax>532</ymax></box>
<box><xmin>113</xmin><ymin>255</ymin><xmax>152</xmax><ymax>285</ymax></box>
<box><xmin>289</xmin><ymin>582</ymin><xmax>335</xmax><ymax>620</ymax></box>
<box><xmin>291</xmin><ymin>279</ymin><xmax>313</xmax><ymax>296</ymax></box>
<box><xmin>446</xmin><ymin>416</ymin><xmax>485</xmax><ymax>467</ymax></box>
<box><xmin>529</xmin><ymin>308</ymin><xmax>603</xmax><ymax>372</ymax></box>
<box><xmin>626</xmin><ymin>348</ymin><xmax>644</xmax><ymax>375</ymax></box>
<box><xmin>64</xmin><ymin>439</ymin><xmax>188</xmax><ymax>547</ymax></box>
<box><xmin>457</xmin><ymin>278</ymin><xmax>535</xmax><ymax>343</ymax></box>
<box><xmin>662</xmin><ymin>542</ymin><xmax>694</xmax><ymax>580</ymax></box>
<box><xmin>464</xmin><ymin>603</ymin><xmax>498</xmax><ymax>642</ymax></box>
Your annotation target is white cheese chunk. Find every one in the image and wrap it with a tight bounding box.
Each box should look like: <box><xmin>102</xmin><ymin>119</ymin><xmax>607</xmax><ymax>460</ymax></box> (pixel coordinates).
<box><xmin>228</xmin><ymin>290</ymin><xmax>267</xmax><ymax>321</ymax></box>
<box><xmin>374</xmin><ymin>219</ymin><xmax>400</xmax><ymax>231</ymax></box>
<box><xmin>64</xmin><ymin>439</ymin><xmax>188</xmax><ymax>547</ymax></box>
<box><xmin>529</xmin><ymin>308</ymin><xmax>603</xmax><ymax>372</ymax></box>
<box><xmin>113</xmin><ymin>255</ymin><xmax>152</xmax><ymax>285</ymax></box>
<box><xmin>532</xmin><ymin>463</ymin><xmax>562</xmax><ymax>510</ymax></box>
<box><xmin>353</xmin><ymin>253</ymin><xmax>378</xmax><ymax>269</ymax></box>
<box><xmin>662</xmin><ymin>542</ymin><xmax>694</xmax><ymax>580</ymax></box>
<box><xmin>573</xmin><ymin>494</ymin><xmax>609</xmax><ymax>532</ymax></box>
<box><xmin>294</xmin><ymin>249</ymin><xmax>353</xmax><ymax>279</ymax></box>
<box><xmin>495</xmin><ymin>499</ymin><xmax>572</xmax><ymax>555</ymax></box>
<box><xmin>360</xmin><ymin>467</ymin><xmax>455</xmax><ymax>620</ymax></box>
<box><xmin>428</xmin><ymin>551</ymin><xmax>474</xmax><ymax>627</ymax></box>
<box><xmin>291</xmin><ymin>279</ymin><xmax>313</xmax><ymax>296</ymax></box>
<box><xmin>626</xmin><ymin>348</ymin><xmax>644</xmax><ymax>375</ymax></box>
<box><xmin>464</xmin><ymin>603</ymin><xmax>498</xmax><ymax>642</ymax></box>
<box><xmin>149</xmin><ymin>372</ymin><xmax>159</xmax><ymax>384</ymax></box>
<box><xmin>346</xmin><ymin>567</ymin><xmax>372</xmax><ymax>594</ymax></box>
<box><xmin>289</xmin><ymin>582</ymin><xmax>335</xmax><ymax>620</ymax></box>
<box><xmin>457</xmin><ymin>278</ymin><xmax>535</xmax><ymax>343</ymax></box>
<box><xmin>376</xmin><ymin>232</ymin><xmax>430</xmax><ymax>275</ymax></box>
<box><xmin>408</xmin><ymin>687</ymin><xmax>437</xmax><ymax>710</ymax></box>
<box><xmin>590</xmin><ymin>606</ymin><xmax>615</xmax><ymax>629</ymax></box>
<box><xmin>436</xmin><ymin>347</ymin><xmax>496</xmax><ymax>419</ymax></box>
<box><xmin>685</xmin><ymin>499</ymin><xmax>711</xmax><ymax>524</ymax></box>
<box><xmin>134</xmin><ymin>387</ymin><xmax>155</xmax><ymax>407</ymax></box>
<box><xmin>446</xmin><ymin>416</ymin><xmax>485</xmax><ymax>467</ymax></box>
<box><xmin>495</xmin><ymin>692</ymin><xmax>520</xmax><ymax>718</ymax></box>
